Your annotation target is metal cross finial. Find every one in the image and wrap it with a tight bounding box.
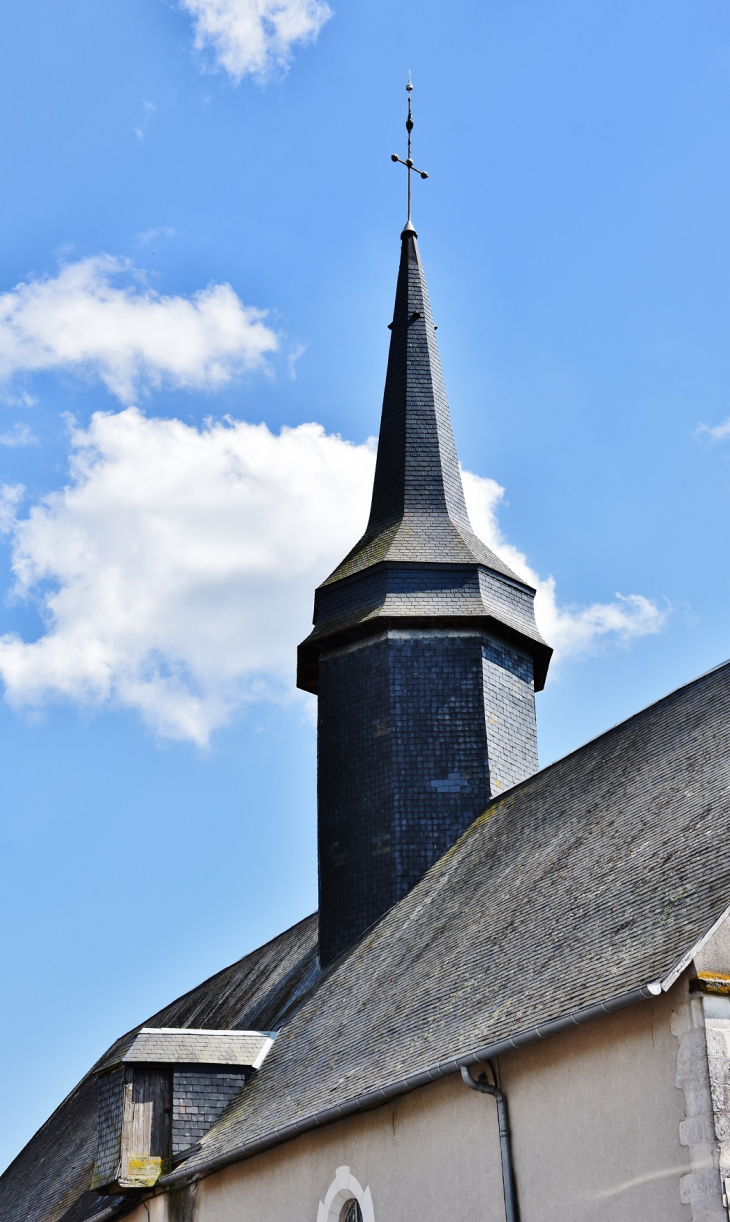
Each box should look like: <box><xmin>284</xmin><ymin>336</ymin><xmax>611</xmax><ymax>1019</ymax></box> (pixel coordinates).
<box><xmin>391</xmin><ymin>73</ymin><xmax>428</xmax><ymax>227</ymax></box>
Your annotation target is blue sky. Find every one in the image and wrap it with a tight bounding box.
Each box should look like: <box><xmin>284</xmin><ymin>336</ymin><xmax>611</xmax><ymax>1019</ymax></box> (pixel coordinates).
<box><xmin>1</xmin><ymin>0</ymin><xmax>730</xmax><ymax>1173</ymax></box>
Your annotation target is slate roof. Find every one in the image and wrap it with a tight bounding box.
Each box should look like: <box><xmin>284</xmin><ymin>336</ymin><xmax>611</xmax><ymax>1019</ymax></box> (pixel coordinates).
<box><xmin>297</xmin><ymin>228</ymin><xmax>551</xmax><ymax>694</ymax></box>
<box><xmin>0</xmin><ymin>914</ymin><xmax>320</xmax><ymax>1222</ymax></box>
<box><xmin>3</xmin><ymin>659</ymin><xmax>730</xmax><ymax>1222</ymax></box>
<box><xmin>168</xmin><ymin>659</ymin><xmax>730</xmax><ymax>1177</ymax></box>
<box><xmin>117</xmin><ymin>1029</ymin><xmax>274</xmax><ymax>1069</ymax></box>
<box><xmin>325</xmin><ymin>229</ymin><xmax>517</xmax><ymax>585</ymax></box>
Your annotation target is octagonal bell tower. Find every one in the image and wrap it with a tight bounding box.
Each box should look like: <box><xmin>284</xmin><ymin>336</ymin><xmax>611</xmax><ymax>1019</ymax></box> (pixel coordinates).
<box><xmin>298</xmin><ymin>88</ymin><xmax>551</xmax><ymax>967</ymax></box>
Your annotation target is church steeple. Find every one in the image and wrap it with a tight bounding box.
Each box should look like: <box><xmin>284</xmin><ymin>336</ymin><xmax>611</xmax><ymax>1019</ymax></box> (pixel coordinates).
<box><xmin>327</xmin><ymin>224</ymin><xmax>524</xmax><ymax>585</ymax></box>
<box><xmin>300</xmin><ymin>82</ymin><xmax>551</xmax><ymax>967</ymax></box>
<box><xmin>297</xmin><ymin>218</ymin><xmax>551</xmax><ymax>693</ymax></box>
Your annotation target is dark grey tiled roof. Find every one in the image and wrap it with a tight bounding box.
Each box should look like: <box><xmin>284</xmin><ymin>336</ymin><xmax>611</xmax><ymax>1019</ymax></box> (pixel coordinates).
<box><xmin>304</xmin><ymin>567</ymin><xmax>548</xmax><ymax>670</ymax></box>
<box><xmin>326</xmin><ymin>232</ymin><xmax>518</xmax><ymax>585</ymax></box>
<box><xmin>176</xmin><ymin>659</ymin><xmax>730</xmax><ymax>1172</ymax></box>
<box><xmin>296</xmin><ymin>231</ymin><xmax>551</xmax><ymax>695</ymax></box>
<box><xmin>4</xmin><ymin>660</ymin><xmax>730</xmax><ymax>1221</ymax></box>
<box><xmin>119</xmin><ymin>1029</ymin><xmax>274</xmax><ymax>1069</ymax></box>
<box><xmin>0</xmin><ymin>915</ymin><xmax>319</xmax><ymax>1222</ymax></box>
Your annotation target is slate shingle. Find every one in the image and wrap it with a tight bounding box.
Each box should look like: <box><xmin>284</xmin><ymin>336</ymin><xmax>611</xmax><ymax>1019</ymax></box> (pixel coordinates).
<box><xmin>5</xmin><ymin>662</ymin><xmax>730</xmax><ymax>1222</ymax></box>
<box><xmin>0</xmin><ymin>915</ymin><xmax>319</xmax><ymax>1222</ymax></box>
<box><xmin>120</xmin><ymin>1029</ymin><xmax>272</xmax><ymax>1069</ymax></box>
<box><xmin>297</xmin><ymin>231</ymin><xmax>551</xmax><ymax>697</ymax></box>
<box><xmin>175</xmin><ymin>659</ymin><xmax>730</xmax><ymax>1174</ymax></box>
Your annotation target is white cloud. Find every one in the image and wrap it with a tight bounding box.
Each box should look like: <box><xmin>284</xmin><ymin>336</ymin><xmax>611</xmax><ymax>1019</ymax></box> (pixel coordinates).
<box><xmin>0</xmin><ymin>423</ymin><xmax>37</xmax><ymax>447</ymax></box>
<box><xmin>0</xmin><ymin>484</ymin><xmax>24</xmax><ymax>533</ymax></box>
<box><xmin>0</xmin><ymin>256</ymin><xmax>278</xmax><ymax>402</ymax></box>
<box><xmin>137</xmin><ymin>227</ymin><xmax>176</xmax><ymax>245</ymax></box>
<box><xmin>181</xmin><ymin>0</ymin><xmax>332</xmax><ymax>82</ymax></box>
<box><xmin>461</xmin><ymin>471</ymin><xmax>668</xmax><ymax>659</ymax></box>
<box><xmin>4</xmin><ymin>390</ymin><xmax>36</xmax><ymax>408</ymax></box>
<box><xmin>132</xmin><ymin>100</ymin><xmax>155</xmax><ymax>142</ymax></box>
<box><xmin>0</xmin><ymin>410</ymin><xmax>373</xmax><ymax>744</ymax></box>
<box><xmin>0</xmin><ymin>410</ymin><xmax>667</xmax><ymax>744</ymax></box>
<box><xmin>696</xmin><ymin>416</ymin><xmax>730</xmax><ymax>443</ymax></box>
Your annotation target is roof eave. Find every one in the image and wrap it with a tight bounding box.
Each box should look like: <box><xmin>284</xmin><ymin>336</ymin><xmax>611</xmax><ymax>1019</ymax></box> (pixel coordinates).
<box><xmin>158</xmin><ymin>976</ymin><xmax>664</xmax><ymax>1192</ymax></box>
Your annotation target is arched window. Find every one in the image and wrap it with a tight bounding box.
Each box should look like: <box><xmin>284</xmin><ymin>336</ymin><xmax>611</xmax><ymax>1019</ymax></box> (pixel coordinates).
<box><xmin>317</xmin><ymin>1166</ymin><xmax>374</xmax><ymax>1222</ymax></box>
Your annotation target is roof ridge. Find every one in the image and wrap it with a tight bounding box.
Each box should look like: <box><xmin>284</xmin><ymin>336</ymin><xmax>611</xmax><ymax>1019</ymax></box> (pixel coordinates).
<box><xmin>508</xmin><ymin>655</ymin><xmax>730</xmax><ymax>802</ymax></box>
<box><xmin>141</xmin><ymin>911</ymin><xmax>318</xmax><ymax>1027</ymax></box>
<box><xmin>308</xmin><ymin>655</ymin><xmax>730</xmax><ymax>968</ymax></box>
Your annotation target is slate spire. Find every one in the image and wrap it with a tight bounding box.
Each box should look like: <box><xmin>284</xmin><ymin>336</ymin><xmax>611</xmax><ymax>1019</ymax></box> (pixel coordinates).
<box><xmin>327</xmin><ymin>224</ymin><xmax>522</xmax><ymax>585</ymax></box>
<box><xmin>297</xmin><ymin>222</ymin><xmax>551</xmax><ymax>694</ymax></box>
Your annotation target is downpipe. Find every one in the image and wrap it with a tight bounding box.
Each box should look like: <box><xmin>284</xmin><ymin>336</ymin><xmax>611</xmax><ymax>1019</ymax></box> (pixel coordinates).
<box><xmin>461</xmin><ymin>1063</ymin><xmax>520</xmax><ymax>1222</ymax></box>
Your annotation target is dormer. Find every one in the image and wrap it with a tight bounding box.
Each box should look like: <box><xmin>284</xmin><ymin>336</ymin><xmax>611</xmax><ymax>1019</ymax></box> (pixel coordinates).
<box><xmin>91</xmin><ymin>1028</ymin><xmax>275</xmax><ymax>1193</ymax></box>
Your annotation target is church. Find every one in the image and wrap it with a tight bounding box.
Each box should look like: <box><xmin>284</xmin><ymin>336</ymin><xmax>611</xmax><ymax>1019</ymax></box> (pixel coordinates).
<box><xmin>3</xmin><ymin>94</ymin><xmax>730</xmax><ymax>1222</ymax></box>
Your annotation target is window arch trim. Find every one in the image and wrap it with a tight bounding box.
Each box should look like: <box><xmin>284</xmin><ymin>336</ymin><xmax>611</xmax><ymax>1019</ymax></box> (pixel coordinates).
<box><xmin>316</xmin><ymin>1165</ymin><xmax>374</xmax><ymax>1222</ymax></box>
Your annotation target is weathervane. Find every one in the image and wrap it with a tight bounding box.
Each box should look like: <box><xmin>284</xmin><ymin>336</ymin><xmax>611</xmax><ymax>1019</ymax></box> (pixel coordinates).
<box><xmin>391</xmin><ymin>73</ymin><xmax>428</xmax><ymax>228</ymax></box>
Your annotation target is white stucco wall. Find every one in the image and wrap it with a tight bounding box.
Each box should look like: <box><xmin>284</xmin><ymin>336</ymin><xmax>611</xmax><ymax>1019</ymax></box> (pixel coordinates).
<box><xmin>193</xmin><ymin>1072</ymin><xmax>503</xmax><ymax>1222</ymax></box>
<box><xmin>116</xmin><ymin>980</ymin><xmax>708</xmax><ymax>1222</ymax></box>
<box><xmin>504</xmin><ymin>982</ymin><xmax>692</xmax><ymax>1220</ymax></box>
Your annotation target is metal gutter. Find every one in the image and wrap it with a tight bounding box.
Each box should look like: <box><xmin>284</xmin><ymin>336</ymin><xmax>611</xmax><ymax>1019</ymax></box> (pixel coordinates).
<box><xmin>86</xmin><ymin>1203</ymin><xmax>137</xmax><ymax>1222</ymax></box>
<box><xmin>159</xmin><ymin>979</ymin><xmax>660</xmax><ymax>1190</ymax></box>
